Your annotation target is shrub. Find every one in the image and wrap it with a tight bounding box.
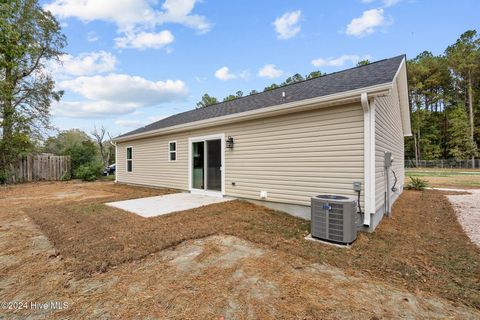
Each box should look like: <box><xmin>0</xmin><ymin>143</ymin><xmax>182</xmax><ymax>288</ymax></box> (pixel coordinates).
<box><xmin>64</xmin><ymin>140</ymin><xmax>102</xmax><ymax>179</ymax></box>
<box><xmin>60</xmin><ymin>171</ymin><xmax>71</xmax><ymax>181</ymax></box>
<box><xmin>74</xmin><ymin>161</ymin><xmax>104</xmax><ymax>181</ymax></box>
<box><xmin>0</xmin><ymin>169</ymin><xmax>12</xmax><ymax>184</ymax></box>
<box><xmin>405</xmin><ymin>177</ymin><xmax>428</xmax><ymax>190</ymax></box>
<box><xmin>64</xmin><ymin>140</ymin><xmax>99</xmax><ymax>169</ymax></box>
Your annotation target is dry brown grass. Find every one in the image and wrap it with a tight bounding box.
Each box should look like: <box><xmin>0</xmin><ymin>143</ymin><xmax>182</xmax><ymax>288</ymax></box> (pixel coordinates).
<box><xmin>23</xmin><ymin>183</ymin><xmax>480</xmax><ymax>309</ymax></box>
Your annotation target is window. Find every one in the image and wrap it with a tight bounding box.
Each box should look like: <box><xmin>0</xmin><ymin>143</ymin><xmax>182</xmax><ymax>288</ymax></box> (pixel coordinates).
<box><xmin>126</xmin><ymin>147</ymin><xmax>133</xmax><ymax>172</ymax></box>
<box><xmin>169</xmin><ymin>141</ymin><xmax>177</xmax><ymax>161</ymax></box>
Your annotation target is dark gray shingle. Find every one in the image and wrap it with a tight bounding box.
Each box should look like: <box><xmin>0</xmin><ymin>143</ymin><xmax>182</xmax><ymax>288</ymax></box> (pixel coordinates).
<box><xmin>118</xmin><ymin>55</ymin><xmax>404</xmax><ymax>138</ymax></box>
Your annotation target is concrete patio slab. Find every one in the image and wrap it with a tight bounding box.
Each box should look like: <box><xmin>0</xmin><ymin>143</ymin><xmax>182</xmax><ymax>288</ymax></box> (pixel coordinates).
<box><xmin>106</xmin><ymin>193</ymin><xmax>233</xmax><ymax>217</ymax></box>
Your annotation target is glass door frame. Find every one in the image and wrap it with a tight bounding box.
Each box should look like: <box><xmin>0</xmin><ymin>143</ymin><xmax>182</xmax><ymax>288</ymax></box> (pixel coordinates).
<box><xmin>188</xmin><ymin>133</ymin><xmax>225</xmax><ymax>197</ymax></box>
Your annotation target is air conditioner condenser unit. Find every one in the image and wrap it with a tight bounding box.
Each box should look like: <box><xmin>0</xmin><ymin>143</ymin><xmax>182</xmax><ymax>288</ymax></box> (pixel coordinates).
<box><xmin>311</xmin><ymin>195</ymin><xmax>357</xmax><ymax>244</ymax></box>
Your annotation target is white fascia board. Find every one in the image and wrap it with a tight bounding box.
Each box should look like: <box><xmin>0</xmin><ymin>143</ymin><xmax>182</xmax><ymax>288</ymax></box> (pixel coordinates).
<box><xmin>393</xmin><ymin>57</ymin><xmax>412</xmax><ymax>137</ymax></box>
<box><xmin>113</xmin><ymin>83</ymin><xmax>392</xmax><ymax>143</ymax></box>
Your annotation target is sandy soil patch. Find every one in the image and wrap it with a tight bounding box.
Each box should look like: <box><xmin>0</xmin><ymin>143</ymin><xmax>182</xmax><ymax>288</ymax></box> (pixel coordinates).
<box><xmin>446</xmin><ymin>189</ymin><xmax>480</xmax><ymax>247</ymax></box>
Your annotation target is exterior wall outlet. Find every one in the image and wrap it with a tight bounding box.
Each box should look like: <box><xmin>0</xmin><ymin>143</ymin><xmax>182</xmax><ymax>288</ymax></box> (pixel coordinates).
<box><xmin>260</xmin><ymin>190</ymin><xmax>268</xmax><ymax>199</ymax></box>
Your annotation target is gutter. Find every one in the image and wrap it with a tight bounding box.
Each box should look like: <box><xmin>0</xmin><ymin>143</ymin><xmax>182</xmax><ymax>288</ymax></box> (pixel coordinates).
<box><xmin>113</xmin><ymin>83</ymin><xmax>392</xmax><ymax>143</ymax></box>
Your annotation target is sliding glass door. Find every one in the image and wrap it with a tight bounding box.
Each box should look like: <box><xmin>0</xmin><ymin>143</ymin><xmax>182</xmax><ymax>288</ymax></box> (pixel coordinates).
<box><xmin>192</xmin><ymin>141</ymin><xmax>204</xmax><ymax>189</ymax></box>
<box><xmin>191</xmin><ymin>138</ymin><xmax>222</xmax><ymax>192</ymax></box>
<box><xmin>206</xmin><ymin>140</ymin><xmax>221</xmax><ymax>191</ymax></box>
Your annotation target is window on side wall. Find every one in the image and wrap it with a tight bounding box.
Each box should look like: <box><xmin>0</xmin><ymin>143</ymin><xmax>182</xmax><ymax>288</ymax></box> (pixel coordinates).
<box><xmin>169</xmin><ymin>141</ymin><xmax>177</xmax><ymax>161</ymax></box>
<box><xmin>126</xmin><ymin>147</ymin><xmax>133</xmax><ymax>172</ymax></box>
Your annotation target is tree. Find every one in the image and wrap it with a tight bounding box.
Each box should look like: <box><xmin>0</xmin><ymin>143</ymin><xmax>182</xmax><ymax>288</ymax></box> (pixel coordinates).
<box><xmin>43</xmin><ymin>129</ymin><xmax>91</xmax><ymax>154</ymax></box>
<box><xmin>264</xmin><ymin>83</ymin><xmax>279</xmax><ymax>91</ymax></box>
<box><xmin>196</xmin><ymin>93</ymin><xmax>218</xmax><ymax>108</ymax></box>
<box><xmin>447</xmin><ymin>105</ymin><xmax>477</xmax><ymax>159</ymax></box>
<box><xmin>0</xmin><ymin>0</ymin><xmax>66</xmax><ymax>174</ymax></box>
<box><xmin>223</xmin><ymin>94</ymin><xmax>237</xmax><ymax>102</ymax></box>
<box><xmin>63</xmin><ymin>139</ymin><xmax>99</xmax><ymax>171</ymax></box>
<box><xmin>356</xmin><ymin>59</ymin><xmax>371</xmax><ymax>66</ymax></box>
<box><xmin>281</xmin><ymin>73</ymin><xmax>304</xmax><ymax>86</ymax></box>
<box><xmin>91</xmin><ymin>125</ymin><xmax>111</xmax><ymax>166</ymax></box>
<box><xmin>445</xmin><ymin>30</ymin><xmax>480</xmax><ymax>167</ymax></box>
<box><xmin>306</xmin><ymin>71</ymin><xmax>324</xmax><ymax>79</ymax></box>
<box><xmin>406</xmin><ymin>51</ymin><xmax>454</xmax><ymax>164</ymax></box>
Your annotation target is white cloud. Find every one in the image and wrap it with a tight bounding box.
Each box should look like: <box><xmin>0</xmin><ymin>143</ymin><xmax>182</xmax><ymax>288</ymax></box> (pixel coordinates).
<box><xmin>215</xmin><ymin>67</ymin><xmax>236</xmax><ymax>81</ymax></box>
<box><xmin>87</xmin><ymin>31</ymin><xmax>99</xmax><ymax>42</ymax></box>
<box><xmin>51</xmin><ymin>51</ymin><xmax>117</xmax><ymax>77</ymax></box>
<box><xmin>44</xmin><ymin>0</ymin><xmax>156</xmax><ymax>29</ymax></box>
<box><xmin>346</xmin><ymin>8</ymin><xmax>389</xmax><ymax>37</ymax></box>
<box><xmin>113</xmin><ymin>114</ymin><xmax>168</xmax><ymax>128</ymax></box>
<box><xmin>157</xmin><ymin>0</ymin><xmax>211</xmax><ymax>34</ymax></box>
<box><xmin>54</xmin><ymin>74</ymin><xmax>188</xmax><ymax>118</ymax></box>
<box><xmin>60</xmin><ymin>74</ymin><xmax>187</xmax><ymax>105</ymax></box>
<box><xmin>114</xmin><ymin>119</ymin><xmax>145</xmax><ymax>128</ymax></box>
<box><xmin>44</xmin><ymin>0</ymin><xmax>210</xmax><ymax>32</ymax></box>
<box><xmin>44</xmin><ymin>0</ymin><xmax>210</xmax><ymax>51</ymax></box>
<box><xmin>311</xmin><ymin>54</ymin><xmax>372</xmax><ymax>68</ymax></box>
<box><xmin>115</xmin><ymin>30</ymin><xmax>174</xmax><ymax>50</ymax></box>
<box><xmin>382</xmin><ymin>0</ymin><xmax>401</xmax><ymax>7</ymax></box>
<box><xmin>195</xmin><ymin>76</ymin><xmax>206</xmax><ymax>83</ymax></box>
<box><xmin>360</xmin><ymin>0</ymin><xmax>401</xmax><ymax>6</ymax></box>
<box><xmin>52</xmin><ymin>101</ymin><xmax>141</xmax><ymax>118</ymax></box>
<box><xmin>273</xmin><ymin>10</ymin><xmax>302</xmax><ymax>39</ymax></box>
<box><xmin>257</xmin><ymin>64</ymin><xmax>284</xmax><ymax>79</ymax></box>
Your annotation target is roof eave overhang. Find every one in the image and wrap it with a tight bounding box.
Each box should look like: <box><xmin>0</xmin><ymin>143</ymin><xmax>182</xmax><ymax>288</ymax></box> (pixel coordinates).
<box><xmin>393</xmin><ymin>57</ymin><xmax>412</xmax><ymax>136</ymax></box>
<box><xmin>113</xmin><ymin>83</ymin><xmax>393</xmax><ymax>143</ymax></box>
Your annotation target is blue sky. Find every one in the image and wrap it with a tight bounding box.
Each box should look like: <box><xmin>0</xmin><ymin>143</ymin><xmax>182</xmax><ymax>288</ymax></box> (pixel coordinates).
<box><xmin>42</xmin><ymin>0</ymin><xmax>479</xmax><ymax>137</ymax></box>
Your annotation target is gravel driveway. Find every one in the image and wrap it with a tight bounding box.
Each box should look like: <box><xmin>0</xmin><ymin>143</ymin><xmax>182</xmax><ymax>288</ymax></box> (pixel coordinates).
<box><xmin>445</xmin><ymin>189</ymin><xmax>480</xmax><ymax>247</ymax></box>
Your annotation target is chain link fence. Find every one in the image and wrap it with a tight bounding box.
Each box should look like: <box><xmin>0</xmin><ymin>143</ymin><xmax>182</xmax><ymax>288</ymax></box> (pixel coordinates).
<box><xmin>405</xmin><ymin>159</ymin><xmax>480</xmax><ymax>169</ymax></box>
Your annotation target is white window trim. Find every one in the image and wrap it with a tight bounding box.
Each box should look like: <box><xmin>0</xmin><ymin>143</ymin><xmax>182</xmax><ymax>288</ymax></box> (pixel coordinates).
<box><xmin>126</xmin><ymin>146</ymin><xmax>133</xmax><ymax>173</ymax></box>
<box><xmin>168</xmin><ymin>141</ymin><xmax>177</xmax><ymax>162</ymax></box>
<box><xmin>188</xmin><ymin>133</ymin><xmax>225</xmax><ymax>197</ymax></box>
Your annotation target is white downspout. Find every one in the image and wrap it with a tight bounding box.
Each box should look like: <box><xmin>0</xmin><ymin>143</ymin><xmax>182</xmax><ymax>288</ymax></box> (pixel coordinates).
<box><xmin>361</xmin><ymin>93</ymin><xmax>376</xmax><ymax>227</ymax></box>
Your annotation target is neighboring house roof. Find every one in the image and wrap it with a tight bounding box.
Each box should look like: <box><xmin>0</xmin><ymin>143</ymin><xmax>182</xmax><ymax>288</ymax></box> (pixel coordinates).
<box><xmin>116</xmin><ymin>55</ymin><xmax>405</xmax><ymax>140</ymax></box>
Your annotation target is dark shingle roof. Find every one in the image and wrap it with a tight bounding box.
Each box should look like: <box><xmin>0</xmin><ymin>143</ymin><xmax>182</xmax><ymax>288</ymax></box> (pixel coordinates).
<box><xmin>118</xmin><ymin>55</ymin><xmax>404</xmax><ymax>139</ymax></box>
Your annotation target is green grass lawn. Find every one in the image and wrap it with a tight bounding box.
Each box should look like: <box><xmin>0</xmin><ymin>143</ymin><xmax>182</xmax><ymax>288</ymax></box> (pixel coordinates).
<box><xmin>405</xmin><ymin>168</ymin><xmax>480</xmax><ymax>188</ymax></box>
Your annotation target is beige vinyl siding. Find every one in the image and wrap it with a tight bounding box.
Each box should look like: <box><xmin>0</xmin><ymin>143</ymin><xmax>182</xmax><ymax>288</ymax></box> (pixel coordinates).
<box><xmin>374</xmin><ymin>78</ymin><xmax>405</xmax><ymax>212</ymax></box>
<box><xmin>117</xmin><ymin>102</ymin><xmax>364</xmax><ymax>207</ymax></box>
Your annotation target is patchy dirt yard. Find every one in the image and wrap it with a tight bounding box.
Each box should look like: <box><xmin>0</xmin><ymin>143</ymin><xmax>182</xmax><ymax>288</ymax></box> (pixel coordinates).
<box><xmin>1</xmin><ymin>181</ymin><xmax>479</xmax><ymax>319</ymax></box>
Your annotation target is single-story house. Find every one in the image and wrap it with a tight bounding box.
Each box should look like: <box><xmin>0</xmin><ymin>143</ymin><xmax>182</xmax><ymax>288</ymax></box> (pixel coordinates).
<box><xmin>113</xmin><ymin>55</ymin><xmax>410</xmax><ymax>231</ymax></box>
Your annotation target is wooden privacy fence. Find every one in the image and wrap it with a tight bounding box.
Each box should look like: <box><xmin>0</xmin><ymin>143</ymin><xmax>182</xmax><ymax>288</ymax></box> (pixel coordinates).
<box><xmin>9</xmin><ymin>154</ymin><xmax>71</xmax><ymax>183</ymax></box>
